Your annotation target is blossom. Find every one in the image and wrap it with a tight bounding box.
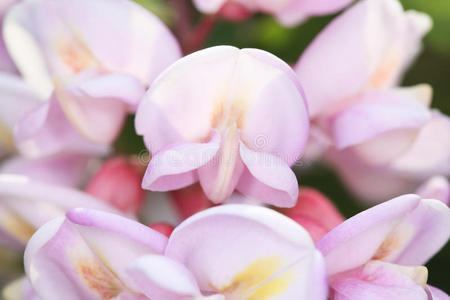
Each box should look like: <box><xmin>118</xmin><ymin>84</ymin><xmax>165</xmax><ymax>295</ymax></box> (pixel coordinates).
<box><xmin>282</xmin><ymin>188</ymin><xmax>344</xmax><ymax>242</ymax></box>
<box><xmin>0</xmin><ymin>174</ymin><xmax>124</xmax><ymax>250</ymax></box>
<box><xmin>3</xmin><ymin>0</ymin><xmax>181</xmax><ymax>145</ymax></box>
<box><xmin>24</xmin><ymin>204</ymin><xmax>327</xmax><ymax>299</ymax></box>
<box><xmin>136</xmin><ymin>46</ymin><xmax>309</xmax><ymax>207</ymax></box>
<box><xmin>0</xmin><ymin>0</ymin><xmax>17</xmax><ymax>73</ymax></box>
<box><xmin>85</xmin><ymin>157</ymin><xmax>145</xmax><ymax>214</ymax></box>
<box><xmin>294</xmin><ymin>0</ymin><xmax>450</xmax><ymax>202</ymax></box>
<box><xmin>316</xmin><ymin>194</ymin><xmax>450</xmax><ymax>300</ymax></box>
<box><xmin>192</xmin><ymin>0</ymin><xmax>353</xmax><ymax>26</ymax></box>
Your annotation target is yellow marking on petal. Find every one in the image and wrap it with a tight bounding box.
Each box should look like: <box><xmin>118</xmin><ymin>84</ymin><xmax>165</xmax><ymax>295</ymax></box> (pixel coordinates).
<box><xmin>213</xmin><ymin>256</ymin><xmax>294</xmax><ymax>300</ymax></box>
<box><xmin>0</xmin><ymin>120</ymin><xmax>16</xmax><ymax>153</ymax></box>
<box><xmin>77</xmin><ymin>260</ymin><xmax>122</xmax><ymax>299</ymax></box>
<box><xmin>0</xmin><ymin>210</ymin><xmax>35</xmax><ymax>243</ymax></box>
<box><xmin>367</xmin><ymin>49</ymin><xmax>402</xmax><ymax>89</ymax></box>
<box><xmin>373</xmin><ymin>224</ymin><xmax>413</xmax><ymax>261</ymax></box>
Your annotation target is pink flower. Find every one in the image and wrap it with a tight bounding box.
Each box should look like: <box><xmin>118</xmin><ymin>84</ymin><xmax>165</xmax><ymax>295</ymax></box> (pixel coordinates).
<box><xmin>3</xmin><ymin>0</ymin><xmax>181</xmax><ymax>145</ymax></box>
<box><xmin>283</xmin><ymin>187</ymin><xmax>345</xmax><ymax>242</ymax></box>
<box><xmin>136</xmin><ymin>46</ymin><xmax>309</xmax><ymax>207</ymax></box>
<box><xmin>24</xmin><ymin>205</ymin><xmax>327</xmax><ymax>299</ymax></box>
<box><xmin>192</xmin><ymin>0</ymin><xmax>353</xmax><ymax>26</ymax></box>
<box><xmin>85</xmin><ymin>157</ymin><xmax>145</xmax><ymax>215</ymax></box>
<box><xmin>317</xmin><ymin>194</ymin><xmax>450</xmax><ymax>300</ymax></box>
<box><xmin>295</xmin><ymin>0</ymin><xmax>449</xmax><ymax>203</ymax></box>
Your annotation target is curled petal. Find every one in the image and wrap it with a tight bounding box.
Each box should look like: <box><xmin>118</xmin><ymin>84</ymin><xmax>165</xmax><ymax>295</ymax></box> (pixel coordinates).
<box><xmin>331</xmin><ymin>260</ymin><xmax>428</xmax><ymax>300</ymax></box>
<box><xmin>416</xmin><ymin>176</ymin><xmax>450</xmax><ymax>205</ymax></box>
<box><xmin>317</xmin><ymin>194</ymin><xmax>421</xmax><ymax>275</ymax></box>
<box><xmin>166</xmin><ymin>205</ymin><xmax>328</xmax><ymax>300</ymax></box>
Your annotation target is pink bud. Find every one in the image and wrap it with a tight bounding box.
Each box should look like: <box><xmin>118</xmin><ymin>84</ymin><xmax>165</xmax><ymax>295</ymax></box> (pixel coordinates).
<box><xmin>85</xmin><ymin>157</ymin><xmax>145</xmax><ymax>214</ymax></box>
<box><xmin>170</xmin><ymin>184</ymin><xmax>214</xmax><ymax>220</ymax></box>
<box><xmin>218</xmin><ymin>2</ymin><xmax>252</xmax><ymax>21</ymax></box>
<box><xmin>288</xmin><ymin>214</ymin><xmax>329</xmax><ymax>242</ymax></box>
<box><xmin>284</xmin><ymin>188</ymin><xmax>344</xmax><ymax>233</ymax></box>
<box><xmin>149</xmin><ymin>223</ymin><xmax>175</xmax><ymax>238</ymax></box>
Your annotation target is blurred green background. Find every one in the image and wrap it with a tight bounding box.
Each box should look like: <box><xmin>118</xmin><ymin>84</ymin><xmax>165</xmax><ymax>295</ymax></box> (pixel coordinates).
<box><xmin>130</xmin><ymin>0</ymin><xmax>450</xmax><ymax>292</ymax></box>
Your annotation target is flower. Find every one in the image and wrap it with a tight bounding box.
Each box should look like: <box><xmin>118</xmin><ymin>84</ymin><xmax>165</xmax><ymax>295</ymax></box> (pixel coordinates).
<box><xmin>136</xmin><ymin>46</ymin><xmax>309</xmax><ymax>207</ymax></box>
<box><xmin>3</xmin><ymin>0</ymin><xmax>181</xmax><ymax>145</ymax></box>
<box><xmin>192</xmin><ymin>0</ymin><xmax>353</xmax><ymax>26</ymax></box>
<box><xmin>294</xmin><ymin>0</ymin><xmax>450</xmax><ymax>203</ymax></box>
<box><xmin>24</xmin><ymin>205</ymin><xmax>327</xmax><ymax>299</ymax></box>
<box><xmin>316</xmin><ymin>194</ymin><xmax>450</xmax><ymax>299</ymax></box>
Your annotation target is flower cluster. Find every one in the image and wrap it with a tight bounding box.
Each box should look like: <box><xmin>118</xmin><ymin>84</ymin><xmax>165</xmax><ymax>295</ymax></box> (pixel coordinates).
<box><xmin>0</xmin><ymin>0</ymin><xmax>449</xmax><ymax>299</ymax></box>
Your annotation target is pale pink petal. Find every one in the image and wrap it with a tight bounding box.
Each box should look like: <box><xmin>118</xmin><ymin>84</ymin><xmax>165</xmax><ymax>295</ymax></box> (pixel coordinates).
<box><xmin>2</xmin><ymin>276</ymin><xmax>39</xmax><ymax>300</ymax></box>
<box><xmin>166</xmin><ymin>205</ymin><xmax>328</xmax><ymax>300</ymax></box>
<box><xmin>0</xmin><ymin>153</ymin><xmax>91</xmax><ymax>187</ymax></box>
<box><xmin>142</xmin><ymin>133</ymin><xmax>220</xmax><ymax>192</ymax></box>
<box><xmin>127</xmin><ymin>255</ymin><xmax>201</xmax><ymax>300</ymax></box>
<box><xmin>317</xmin><ymin>194</ymin><xmax>421</xmax><ymax>275</ymax></box>
<box><xmin>14</xmin><ymin>95</ymin><xmax>109</xmax><ymax>157</ymax></box>
<box><xmin>237</xmin><ymin>142</ymin><xmax>298</xmax><ymax>207</ymax></box>
<box><xmin>0</xmin><ymin>72</ymin><xmax>40</xmax><ymax>155</ymax></box>
<box><xmin>193</xmin><ymin>0</ymin><xmax>228</xmax><ymax>14</ymax></box>
<box><xmin>135</xmin><ymin>46</ymin><xmax>239</xmax><ymax>153</ymax></box>
<box><xmin>331</xmin><ymin>86</ymin><xmax>432</xmax><ymax>150</ymax></box>
<box><xmin>331</xmin><ymin>260</ymin><xmax>428</xmax><ymax>300</ymax></box>
<box><xmin>392</xmin><ymin>111</ymin><xmax>450</xmax><ymax>176</ymax></box>
<box><xmin>427</xmin><ymin>286</ymin><xmax>450</xmax><ymax>300</ymax></box>
<box><xmin>295</xmin><ymin>0</ymin><xmax>431</xmax><ymax>117</ymax></box>
<box><xmin>4</xmin><ymin>0</ymin><xmax>181</xmax><ymax>98</ymax></box>
<box><xmin>416</xmin><ymin>176</ymin><xmax>450</xmax><ymax>205</ymax></box>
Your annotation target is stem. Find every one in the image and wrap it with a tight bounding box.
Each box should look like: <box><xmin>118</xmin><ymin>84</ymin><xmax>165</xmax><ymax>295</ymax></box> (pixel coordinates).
<box><xmin>185</xmin><ymin>14</ymin><xmax>218</xmax><ymax>54</ymax></box>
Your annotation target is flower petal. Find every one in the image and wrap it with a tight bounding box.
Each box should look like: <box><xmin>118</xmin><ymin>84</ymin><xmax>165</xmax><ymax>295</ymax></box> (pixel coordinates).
<box><xmin>331</xmin><ymin>86</ymin><xmax>432</xmax><ymax>150</ymax></box>
<box><xmin>14</xmin><ymin>95</ymin><xmax>109</xmax><ymax>157</ymax></box>
<box><xmin>331</xmin><ymin>260</ymin><xmax>428</xmax><ymax>300</ymax></box>
<box><xmin>427</xmin><ymin>286</ymin><xmax>450</xmax><ymax>300</ymax></box>
<box><xmin>416</xmin><ymin>176</ymin><xmax>450</xmax><ymax>205</ymax></box>
<box><xmin>166</xmin><ymin>204</ymin><xmax>328</xmax><ymax>300</ymax></box>
<box><xmin>142</xmin><ymin>132</ymin><xmax>220</xmax><ymax>192</ymax></box>
<box><xmin>317</xmin><ymin>194</ymin><xmax>421</xmax><ymax>275</ymax></box>
<box><xmin>237</xmin><ymin>142</ymin><xmax>299</xmax><ymax>207</ymax></box>
<box><xmin>127</xmin><ymin>254</ymin><xmax>201</xmax><ymax>300</ymax></box>
<box><xmin>25</xmin><ymin>208</ymin><xmax>167</xmax><ymax>300</ymax></box>
<box><xmin>4</xmin><ymin>0</ymin><xmax>181</xmax><ymax>98</ymax></box>
<box><xmin>295</xmin><ymin>0</ymin><xmax>431</xmax><ymax>117</ymax></box>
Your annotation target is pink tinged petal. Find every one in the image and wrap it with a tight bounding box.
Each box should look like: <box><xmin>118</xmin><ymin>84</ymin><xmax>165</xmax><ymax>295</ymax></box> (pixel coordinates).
<box><xmin>331</xmin><ymin>86</ymin><xmax>432</xmax><ymax>150</ymax></box>
<box><xmin>4</xmin><ymin>0</ymin><xmax>181</xmax><ymax>99</ymax></box>
<box><xmin>284</xmin><ymin>188</ymin><xmax>344</xmax><ymax>229</ymax></box>
<box><xmin>0</xmin><ymin>153</ymin><xmax>91</xmax><ymax>187</ymax></box>
<box><xmin>25</xmin><ymin>209</ymin><xmax>168</xmax><ymax>300</ymax></box>
<box><xmin>0</xmin><ymin>73</ymin><xmax>40</xmax><ymax>154</ymax></box>
<box><xmin>416</xmin><ymin>177</ymin><xmax>450</xmax><ymax>205</ymax></box>
<box><xmin>14</xmin><ymin>95</ymin><xmax>109</xmax><ymax>157</ymax></box>
<box><xmin>149</xmin><ymin>223</ymin><xmax>174</xmax><ymax>238</ymax></box>
<box><xmin>170</xmin><ymin>184</ymin><xmax>214</xmax><ymax>220</ymax></box>
<box><xmin>392</xmin><ymin>111</ymin><xmax>450</xmax><ymax>176</ymax></box>
<box><xmin>192</xmin><ymin>0</ymin><xmax>228</xmax><ymax>14</ymax></box>
<box><xmin>127</xmin><ymin>255</ymin><xmax>202</xmax><ymax>300</ymax></box>
<box><xmin>295</xmin><ymin>0</ymin><xmax>432</xmax><ymax>118</ymax></box>
<box><xmin>317</xmin><ymin>194</ymin><xmax>421</xmax><ymax>275</ymax></box>
<box><xmin>288</xmin><ymin>214</ymin><xmax>329</xmax><ymax>243</ymax></box>
<box><xmin>238</xmin><ymin>142</ymin><xmax>299</xmax><ymax>207</ymax></box>
<box><xmin>427</xmin><ymin>286</ymin><xmax>450</xmax><ymax>300</ymax></box>
<box><xmin>166</xmin><ymin>205</ymin><xmax>328</xmax><ymax>300</ymax></box>
<box><xmin>142</xmin><ymin>132</ymin><xmax>220</xmax><ymax>192</ymax></box>
<box><xmin>331</xmin><ymin>260</ymin><xmax>428</xmax><ymax>300</ymax></box>
<box><xmin>85</xmin><ymin>157</ymin><xmax>145</xmax><ymax>214</ymax></box>
<box><xmin>383</xmin><ymin>199</ymin><xmax>450</xmax><ymax>266</ymax></box>
<box><xmin>198</xmin><ymin>128</ymin><xmax>245</xmax><ymax>203</ymax></box>
<box><xmin>0</xmin><ymin>174</ymin><xmax>123</xmax><ymax>246</ymax></box>
<box><xmin>276</xmin><ymin>0</ymin><xmax>352</xmax><ymax>26</ymax></box>
<box><xmin>135</xmin><ymin>46</ymin><xmax>240</xmax><ymax>153</ymax></box>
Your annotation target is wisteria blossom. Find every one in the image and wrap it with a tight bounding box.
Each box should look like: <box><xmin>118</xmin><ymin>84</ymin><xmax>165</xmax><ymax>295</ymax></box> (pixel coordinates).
<box><xmin>317</xmin><ymin>194</ymin><xmax>450</xmax><ymax>299</ymax></box>
<box><xmin>136</xmin><ymin>46</ymin><xmax>309</xmax><ymax>207</ymax></box>
<box><xmin>3</xmin><ymin>0</ymin><xmax>181</xmax><ymax>145</ymax></box>
<box><xmin>192</xmin><ymin>0</ymin><xmax>353</xmax><ymax>26</ymax></box>
<box><xmin>0</xmin><ymin>174</ymin><xmax>124</xmax><ymax>250</ymax></box>
<box><xmin>24</xmin><ymin>205</ymin><xmax>327</xmax><ymax>300</ymax></box>
<box><xmin>295</xmin><ymin>0</ymin><xmax>450</xmax><ymax>202</ymax></box>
